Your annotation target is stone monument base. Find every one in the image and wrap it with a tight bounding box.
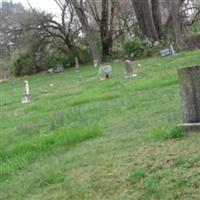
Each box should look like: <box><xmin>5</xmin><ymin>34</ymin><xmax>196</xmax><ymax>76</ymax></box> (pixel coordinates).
<box><xmin>21</xmin><ymin>95</ymin><xmax>31</xmax><ymax>104</ymax></box>
<box><xmin>178</xmin><ymin>123</ymin><xmax>200</xmax><ymax>132</ymax></box>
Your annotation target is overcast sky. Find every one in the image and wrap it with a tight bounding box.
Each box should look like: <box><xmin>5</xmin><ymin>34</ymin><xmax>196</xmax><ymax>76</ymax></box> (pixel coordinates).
<box><xmin>12</xmin><ymin>0</ymin><xmax>60</xmax><ymax>16</ymax></box>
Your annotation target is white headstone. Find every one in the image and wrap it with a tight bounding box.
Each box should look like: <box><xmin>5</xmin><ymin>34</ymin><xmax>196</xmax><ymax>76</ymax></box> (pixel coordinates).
<box><xmin>21</xmin><ymin>80</ymin><xmax>31</xmax><ymax>104</ymax></box>
<box><xmin>170</xmin><ymin>44</ymin><xmax>176</xmax><ymax>55</ymax></box>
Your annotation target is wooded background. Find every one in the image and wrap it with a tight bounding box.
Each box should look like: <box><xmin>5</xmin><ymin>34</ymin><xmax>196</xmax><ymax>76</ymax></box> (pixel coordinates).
<box><xmin>0</xmin><ymin>0</ymin><xmax>200</xmax><ymax>77</ymax></box>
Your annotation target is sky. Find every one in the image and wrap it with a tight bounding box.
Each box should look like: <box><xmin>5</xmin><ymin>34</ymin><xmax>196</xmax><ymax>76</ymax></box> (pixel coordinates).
<box><xmin>12</xmin><ymin>0</ymin><xmax>60</xmax><ymax>16</ymax></box>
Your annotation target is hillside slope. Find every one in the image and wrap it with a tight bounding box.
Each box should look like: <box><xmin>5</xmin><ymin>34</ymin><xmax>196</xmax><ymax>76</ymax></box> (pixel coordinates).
<box><xmin>1</xmin><ymin>51</ymin><xmax>200</xmax><ymax>200</ymax></box>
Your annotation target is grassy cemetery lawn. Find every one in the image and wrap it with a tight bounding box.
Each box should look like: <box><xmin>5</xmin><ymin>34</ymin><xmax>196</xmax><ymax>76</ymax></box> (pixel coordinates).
<box><xmin>1</xmin><ymin>51</ymin><xmax>200</xmax><ymax>199</ymax></box>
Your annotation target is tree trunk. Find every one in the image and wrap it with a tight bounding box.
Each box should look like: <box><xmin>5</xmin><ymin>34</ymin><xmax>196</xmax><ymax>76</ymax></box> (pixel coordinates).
<box><xmin>100</xmin><ymin>0</ymin><xmax>109</xmax><ymax>58</ymax></box>
<box><xmin>131</xmin><ymin>0</ymin><xmax>158</xmax><ymax>40</ymax></box>
<box><xmin>169</xmin><ymin>0</ymin><xmax>186</xmax><ymax>50</ymax></box>
<box><xmin>151</xmin><ymin>0</ymin><xmax>163</xmax><ymax>38</ymax></box>
<box><xmin>67</xmin><ymin>0</ymin><xmax>101</xmax><ymax>64</ymax></box>
<box><xmin>178</xmin><ymin>66</ymin><xmax>200</xmax><ymax>123</ymax></box>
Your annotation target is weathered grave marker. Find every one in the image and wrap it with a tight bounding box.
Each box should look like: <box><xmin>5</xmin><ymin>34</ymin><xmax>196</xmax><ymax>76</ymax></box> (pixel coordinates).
<box><xmin>98</xmin><ymin>65</ymin><xmax>112</xmax><ymax>80</ymax></box>
<box><xmin>75</xmin><ymin>57</ymin><xmax>79</xmax><ymax>72</ymax></box>
<box><xmin>124</xmin><ymin>59</ymin><xmax>137</xmax><ymax>78</ymax></box>
<box><xmin>178</xmin><ymin>65</ymin><xmax>200</xmax><ymax>131</ymax></box>
<box><xmin>21</xmin><ymin>80</ymin><xmax>31</xmax><ymax>104</ymax></box>
<box><xmin>48</xmin><ymin>64</ymin><xmax>64</xmax><ymax>73</ymax></box>
<box><xmin>160</xmin><ymin>45</ymin><xmax>175</xmax><ymax>57</ymax></box>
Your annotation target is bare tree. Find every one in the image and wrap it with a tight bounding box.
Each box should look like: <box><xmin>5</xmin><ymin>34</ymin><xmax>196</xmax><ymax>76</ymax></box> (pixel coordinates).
<box><xmin>151</xmin><ymin>0</ymin><xmax>163</xmax><ymax>38</ymax></box>
<box><xmin>24</xmin><ymin>0</ymin><xmax>81</xmax><ymax>57</ymax></box>
<box><xmin>66</xmin><ymin>0</ymin><xmax>101</xmax><ymax>64</ymax></box>
<box><xmin>85</xmin><ymin>0</ymin><xmax>117</xmax><ymax>58</ymax></box>
<box><xmin>167</xmin><ymin>0</ymin><xmax>187</xmax><ymax>50</ymax></box>
<box><xmin>131</xmin><ymin>0</ymin><xmax>159</xmax><ymax>40</ymax></box>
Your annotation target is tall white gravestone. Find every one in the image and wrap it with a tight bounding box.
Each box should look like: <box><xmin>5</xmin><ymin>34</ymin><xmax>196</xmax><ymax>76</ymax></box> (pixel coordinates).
<box><xmin>21</xmin><ymin>80</ymin><xmax>31</xmax><ymax>104</ymax></box>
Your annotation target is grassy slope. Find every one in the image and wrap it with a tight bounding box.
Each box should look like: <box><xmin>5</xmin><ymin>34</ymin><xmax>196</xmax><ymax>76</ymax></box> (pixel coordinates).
<box><xmin>1</xmin><ymin>51</ymin><xmax>200</xmax><ymax>200</ymax></box>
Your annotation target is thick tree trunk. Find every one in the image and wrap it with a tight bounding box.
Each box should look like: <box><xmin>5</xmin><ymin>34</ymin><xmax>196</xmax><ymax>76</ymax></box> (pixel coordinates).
<box><xmin>169</xmin><ymin>0</ymin><xmax>186</xmax><ymax>50</ymax></box>
<box><xmin>100</xmin><ymin>0</ymin><xmax>109</xmax><ymax>58</ymax></box>
<box><xmin>67</xmin><ymin>0</ymin><xmax>101</xmax><ymax>64</ymax></box>
<box><xmin>100</xmin><ymin>0</ymin><xmax>115</xmax><ymax>59</ymax></box>
<box><xmin>107</xmin><ymin>0</ymin><xmax>115</xmax><ymax>54</ymax></box>
<box><xmin>131</xmin><ymin>0</ymin><xmax>158</xmax><ymax>40</ymax></box>
<box><xmin>178</xmin><ymin>66</ymin><xmax>200</xmax><ymax>123</ymax></box>
<box><xmin>151</xmin><ymin>0</ymin><xmax>163</xmax><ymax>38</ymax></box>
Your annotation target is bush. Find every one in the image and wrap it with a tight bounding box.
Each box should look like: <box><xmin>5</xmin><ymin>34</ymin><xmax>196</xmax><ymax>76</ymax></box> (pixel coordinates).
<box><xmin>185</xmin><ymin>34</ymin><xmax>200</xmax><ymax>50</ymax></box>
<box><xmin>78</xmin><ymin>48</ymin><xmax>92</xmax><ymax>64</ymax></box>
<box><xmin>45</xmin><ymin>49</ymin><xmax>91</xmax><ymax>69</ymax></box>
<box><xmin>45</xmin><ymin>52</ymin><xmax>75</xmax><ymax>69</ymax></box>
<box><xmin>11</xmin><ymin>50</ymin><xmax>35</xmax><ymax>76</ymax></box>
<box><xmin>0</xmin><ymin>59</ymin><xmax>11</xmax><ymax>79</ymax></box>
<box><xmin>124</xmin><ymin>39</ymin><xmax>157</xmax><ymax>60</ymax></box>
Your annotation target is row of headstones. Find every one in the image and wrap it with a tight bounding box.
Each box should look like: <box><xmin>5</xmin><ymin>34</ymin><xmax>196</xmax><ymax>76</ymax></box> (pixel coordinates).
<box><xmin>21</xmin><ymin>59</ymin><xmax>136</xmax><ymax>104</ymax></box>
<box><xmin>21</xmin><ymin>52</ymin><xmax>200</xmax><ymax>133</ymax></box>
<box><xmin>47</xmin><ymin>44</ymin><xmax>175</xmax><ymax>75</ymax></box>
<box><xmin>21</xmin><ymin>45</ymin><xmax>176</xmax><ymax>104</ymax></box>
<box><xmin>98</xmin><ymin>59</ymin><xmax>137</xmax><ymax>81</ymax></box>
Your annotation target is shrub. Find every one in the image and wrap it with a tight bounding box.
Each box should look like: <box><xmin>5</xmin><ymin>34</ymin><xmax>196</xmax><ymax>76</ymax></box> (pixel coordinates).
<box><xmin>78</xmin><ymin>48</ymin><xmax>92</xmax><ymax>64</ymax></box>
<box><xmin>46</xmin><ymin>52</ymin><xmax>75</xmax><ymax>69</ymax></box>
<box><xmin>124</xmin><ymin>39</ymin><xmax>157</xmax><ymax>60</ymax></box>
<box><xmin>185</xmin><ymin>34</ymin><xmax>200</xmax><ymax>50</ymax></box>
<box><xmin>11</xmin><ymin>50</ymin><xmax>35</xmax><ymax>76</ymax></box>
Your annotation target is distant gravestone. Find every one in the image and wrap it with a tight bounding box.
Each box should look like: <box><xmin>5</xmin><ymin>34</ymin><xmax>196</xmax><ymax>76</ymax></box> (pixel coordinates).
<box><xmin>124</xmin><ymin>60</ymin><xmax>137</xmax><ymax>78</ymax></box>
<box><xmin>98</xmin><ymin>65</ymin><xmax>112</xmax><ymax>80</ymax></box>
<box><xmin>75</xmin><ymin>57</ymin><xmax>79</xmax><ymax>72</ymax></box>
<box><xmin>21</xmin><ymin>80</ymin><xmax>31</xmax><ymax>104</ymax></box>
<box><xmin>178</xmin><ymin>65</ymin><xmax>200</xmax><ymax>131</ymax></box>
<box><xmin>160</xmin><ymin>45</ymin><xmax>175</xmax><ymax>57</ymax></box>
<box><xmin>47</xmin><ymin>68</ymin><xmax>54</xmax><ymax>73</ymax></box>
<box><xmin>93</xmin><ymin>60</ymin><xmax>98</xmax><ymax>68</ymax></box>
<box><xmin>54</xmin><ymin>64</ymin><xmax>64</xmax><ymax>73</ymax></box>
<box><xmin>48</xmin><ymin>64</ymin><xmax>64</xmax><ymax>73</ymax></box>
<box><xmin>11</xmin><ymin>80</ymin><xmax>16</xmax><ymax>93</ymax></box>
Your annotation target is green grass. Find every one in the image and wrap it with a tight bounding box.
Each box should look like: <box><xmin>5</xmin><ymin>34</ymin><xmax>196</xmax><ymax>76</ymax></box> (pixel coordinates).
<box><xmin>1</xmin><ymin>51</ymin><xmax>200</xmax><ymax>199</ymax></box>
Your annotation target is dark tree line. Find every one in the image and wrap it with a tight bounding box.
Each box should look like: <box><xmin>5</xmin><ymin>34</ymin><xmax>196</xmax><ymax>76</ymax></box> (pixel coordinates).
<box><xmin>1</xmin><ymin>0</ymin><xmax>200</xmax><ymax>74</ymax></box>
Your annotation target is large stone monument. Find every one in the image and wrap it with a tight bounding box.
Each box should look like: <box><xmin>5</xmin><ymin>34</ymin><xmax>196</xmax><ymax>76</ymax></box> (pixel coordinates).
<box><xmin>178</xmin><ymin>65</ymin><xmax>200</xmax><ymax>131</ymax></box>
<box><xmin>21</xmin><ymin>80</ymin><xmax>31</xmax><ymax>104</ymax></box>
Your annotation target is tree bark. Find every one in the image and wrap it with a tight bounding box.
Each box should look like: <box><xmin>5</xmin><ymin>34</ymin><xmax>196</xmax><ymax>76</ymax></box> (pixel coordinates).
<box><xmin>151</xmin><ymin>0</ymin><xmax>163</xmax><ymax>38</ymax></box>
<box><xmin>178</xmin><ymin>66</ymin><xmax>200</xmax><ymax>123</ymax></box>
<box><xmin>100</xmin><ymin>0</ymin><xmax>109</xmax><ymax>58</ymax></box>
<box><xmin>67</xmin><ymin>0</ymin><xmax>101</xmax><ymax>64</ymax></box>
<box><xmin>169</xmin><ymin>0</ymin><xmax>186</xmax><ymax>50</ymax></box>
<box><xmin>131</xmin><ymin>0</ymin><xmax>158</xmax><ymax>40</ymax></box>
